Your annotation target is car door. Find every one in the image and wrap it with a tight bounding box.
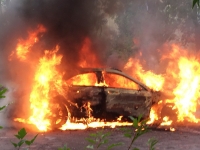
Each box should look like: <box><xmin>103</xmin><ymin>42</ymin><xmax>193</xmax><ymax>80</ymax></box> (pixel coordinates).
<box><xmin>66</xmin><ymin>72</ymin><xmax>105</xmax><ymax>117</ymax></box>
<box><xmin>103</xmin><ymin>72</ymin><xmax>152</xmax><ymax>118</ymax></box>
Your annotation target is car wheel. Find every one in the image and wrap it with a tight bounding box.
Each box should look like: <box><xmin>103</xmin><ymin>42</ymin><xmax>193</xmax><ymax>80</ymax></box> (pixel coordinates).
<box><xmin>49</xmin><ymin>96</ymin><xmax>68</xmax><ymax>129</ymax></box>
<box><xmin>161</xmin><ymin>104</ymin><xmax>177</xmax><ymax>122</ymax></box>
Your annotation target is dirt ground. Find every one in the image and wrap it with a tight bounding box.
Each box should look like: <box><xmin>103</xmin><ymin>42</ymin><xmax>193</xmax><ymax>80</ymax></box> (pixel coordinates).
<box><xmin>1</xmin><ymin>125</ymin><xmax>200</xmax><ymax>150</ymax></box>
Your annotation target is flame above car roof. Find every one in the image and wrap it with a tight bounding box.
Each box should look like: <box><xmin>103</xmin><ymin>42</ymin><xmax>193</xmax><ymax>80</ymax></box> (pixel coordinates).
<box><xmin>65</xmin><ymin>67</ymin><xmax>151</xmax><ymax>91</ymax></box>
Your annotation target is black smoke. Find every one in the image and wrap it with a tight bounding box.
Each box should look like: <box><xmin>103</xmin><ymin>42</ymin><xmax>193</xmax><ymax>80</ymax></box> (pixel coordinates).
<box><xmin>0</xmin><ymin>0</ymin><xmax>114</xmax><ymax>125</ymax></box>
<box><xmin>1</xmin><ymin>0</ymin><xmax>113</xmax><ymax>70</ymax></box>
<box><xmin>0</xmin><ymin>0</ymin><xmax>199</xmax><ymax>127</ymax></box>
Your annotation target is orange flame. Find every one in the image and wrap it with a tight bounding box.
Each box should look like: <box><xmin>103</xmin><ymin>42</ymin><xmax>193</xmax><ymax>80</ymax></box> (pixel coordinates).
<box><xmin>124</xmin><ymin>58</ymin><xmax>165</xmax><ymax>91</ymax></box>
<box><xmin>125</xmin><ymin>44</ymin><xmax>200</xmax><ymax>126</ymax></box>
<box><xmin>11</xmin><ymin>25</ymin><xmax>200</xmax><ymax>131</ymax></box>
<box><xmin>60</xmin><ymin>120</ymin><xmax>132</xmax><ymax>130</ymax></box>
<box><xmin>78</xmin><ymin>37</ymin><xmax>101</xmax><ymax>67</ymax></box>
<box><xmin>160</xmin><ymin>116</ymin><xmax>173</xmax><ymax>126</ymax></box>
<box><xmin>12</xmin><ymin>29</ymin><xmax>134</xmax><ymax>131</ymax></box>
<box><xmin>66</xmin><ymin>73</ymin><xmax>97</xmax><ymax>86</ymax></box>
<box><xmin>9</xmin><ymin>25</ymin><xmax>46</xmax><ymax>61</ymax></box>
<box><xmin>28</xmin><ymin>46</ymin><xmax>64</xmax><ymax>131</ymax></box>
<box><xmin>164</xmin><ymin>45</ymin><xmax>200</xmax><ymax>123</ymax></box>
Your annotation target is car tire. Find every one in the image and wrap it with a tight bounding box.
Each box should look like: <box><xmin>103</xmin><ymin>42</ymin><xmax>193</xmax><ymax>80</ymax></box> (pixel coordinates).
<box><xmin>161</xmin><ymin>104</ymin><xmax>177</xmax><ymax>122</ymax></box>
<box><xmin>49</xmin><ymin>95</ymin><xmax>68</xmax><ymax>129</ymax></box>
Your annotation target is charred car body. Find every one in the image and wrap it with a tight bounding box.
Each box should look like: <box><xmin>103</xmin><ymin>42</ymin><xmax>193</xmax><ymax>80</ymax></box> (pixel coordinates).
<box><xmin>50</xmin><ymin>68</ymin><xmax>161</xmax><ymax>128</ymax></box>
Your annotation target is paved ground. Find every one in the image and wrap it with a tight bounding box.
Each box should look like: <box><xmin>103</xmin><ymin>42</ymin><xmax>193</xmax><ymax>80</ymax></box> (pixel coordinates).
<box><xmin>1</xmin><ymin>125</ymin><xmax>200</xmax><ymax>150</ymax></box>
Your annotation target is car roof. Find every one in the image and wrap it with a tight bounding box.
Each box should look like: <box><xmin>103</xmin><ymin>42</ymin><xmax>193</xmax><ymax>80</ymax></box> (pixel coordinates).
<box><xmin>66</xmin><ymin>67</ymin><xmax>150</xmax><ymax>91</ymax></box>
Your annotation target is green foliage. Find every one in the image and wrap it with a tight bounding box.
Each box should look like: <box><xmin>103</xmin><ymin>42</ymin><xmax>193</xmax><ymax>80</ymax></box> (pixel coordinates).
<box><xmin>0</xmin><ymin>85</ymin><xmax>7</xmax><ymax>129</ymax></box>
<box><xmin>0</xmin><ymin>86</ymin><xmax>7</xmax><ymax>98</ymax></box>
<box><xmin>25</xmin><ymin>134</ymin><xmax>38</xmax><ymax>146</ymax></box>
<box><xmin>58</xmin><ymin>114</ymin><xmax>157</xmax><ymax>150</ymax></box>
<box><xmin>0</xmin><ymin>86</ymin><xmax>38</xmax><ymax>149</ymax></box>
<box><xmin>1</xmin><ymin>84</ymin><xmax>156</xmax><ymax>150</ymax></box>
<box><xmin>147</xmin><ymin>137</ymin><xmax>158</xmax><ymax>150</ymax></box>
<box><xmin>193</xmin><ymin>0</ymin><xmax>200</xmax><ymax>8</ymax></box>
<box><xmin>11</xmin><ymin>128</ymin><xmax>38</xmax><ymax>150</ymax></box>
<box><xmin>86</xmin><ymin>130</ymin><xmax>123</xmax><ymax>150</ymax></box>
<box><xmin>58</xmin><ymin>145</ymin><xmax>71</xmax><ymax>150</ymax></box>
<box><xmin>107</xmin><ymin>0</ymin><xmax>200</xmax><ymax>58</ymax></box>
<box><xmin>121</xmin><ymin>115</ymin><xmax>151</xmax><ymax>150</ymax></box>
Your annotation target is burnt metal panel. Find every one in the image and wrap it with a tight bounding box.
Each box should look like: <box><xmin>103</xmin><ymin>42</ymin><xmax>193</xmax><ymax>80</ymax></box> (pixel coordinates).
<box><xmin>66</xmin><ymin>86</ymin><xmax>106</xmax><ymax>118</ymax></box>
<box><xmin>64</xmin><ymin>68</ymin><xmax>157</xmax><ymax>119</ymax></box>
<box><xmin>105</xmin><ymin>87</ymin><xmax>152</xmax><ymax>118</ymax></box>
<box><xmin>67</xmin><ymin>86</ymin><xmax>104</xmax><ymax>106</ymax></box>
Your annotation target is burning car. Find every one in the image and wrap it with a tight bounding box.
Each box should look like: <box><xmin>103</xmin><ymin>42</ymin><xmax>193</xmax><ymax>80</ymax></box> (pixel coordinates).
<box><xmin>49</xmin><ymin>68</ymin><xmax>161</xmax><ymax>128</ymax></box>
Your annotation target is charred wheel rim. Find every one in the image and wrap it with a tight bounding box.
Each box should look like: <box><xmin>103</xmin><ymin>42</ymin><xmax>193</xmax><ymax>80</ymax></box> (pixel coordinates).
<box><xmin>49</xmin><ymin>96</ymin><xmax>68</xmax><ymax>129</ymax></box>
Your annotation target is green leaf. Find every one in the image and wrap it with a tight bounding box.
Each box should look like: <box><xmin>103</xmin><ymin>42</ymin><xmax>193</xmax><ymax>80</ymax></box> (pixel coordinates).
<box><xmin>119</xmin><ymin>127</ymin><xmax>127</xmax><ymax>131</ymax></box>
<box><xmin>58</xmin><ymin>144</ymin><xmax>71</xmax><ymax>150</ymax></box>
<box><xmin>97</xmin><ymin>143</ymin><xmax>103</xmax><ymax>148</ymax></box>
<box><xmin>17</xmin><ymin>128</ymin><xmax>27</xmax><ymax>139</ymax></box>
<box><xmin>129</xmin><ymin>116</ymin><xmax>135</xmax><ymax>121</ymax></box>
<box><xmin>86</xmin><ymin>145</ymin><xmax>94</xmax><ymax>149</ymax></box>
<box><xmin>138</xmin><ymin>114</ymin><xmax>143</xmax><ymax>122</ymax></box>
<box><xmin>120</xmin><ymin>128</ymin><xmax>128</xmax><ymax>133</ymax></box>
<box><xmin>11</xmin><ymin>142</ymin><xmax>18</xmax><ymax>148</ymax></box>
<box><xmin>86</xmin><ymin>138</ymin><xmax>96</xmax><ymax>144</ymax></box>
<box><xmin>0</xmin><ymin>126</ymin><xmax>3</xmax><ymax>129</ymax></box>
<box><xmin>18</xmin><ymin>140</ymin><xmax>25</xmax><ymax>147</ymax></box>
<box><xmin>101</xmin><ymin>132</ymin><xmax>110</xmax><ymax>139</ymax></box>
<box><xmin>129</xmin><ymin>116</ymin><xmax>138</xmax><ymax>127</ymax></box>
<box><xmin>0</xmin><ymin>88</ymin><xmax>7</xmax><ymax>98</ymax></box>
<box><xmin>58</xmin><ymin>145</ymin><xmax>71</xmax><ymax>150</ymax></box>
<box><xmin>89</xmin><ymin>133</ymin><xmax>97</xmax><ymax>137</ymax></box>
<box><xmin>141</xmin><ymin>120</ymin><xmax>147</xmax><ymax>126</ymax></box>
<box><xmin>133</xmin><ymin>119</ymin><xmax>138</xmax><ymax>128</ymax></box>
<box><xmin>25</xmin><ymin>140</ymin><xmax>31</xmax><ymax>145</ymax></box>
<box><xmin>193</xmin><ymin>0</ymin><xmax>200</xmax><ymax>8</ymax></box>
<box><xmin>25</xmin><ymin>134</ymin><xmax>38</xmax><ymax>145</ymax></box>
<box><xmin>124</xmin><ymin>133</ymin><xmax>132</xmax><ymax>138</ymax></box>
<box><xmin>148</xmin><ymin>138</ymin><xmax>158</xmax><ymax>150</ymax></box>
<box><xmin>107</xmin><ymin>142</ymin><xmax>123</xmax><ymax>150</ymax></box>
<box><xmin>0</xmin><ymin>95</ymin><xmax>5</xmax><ymax>98</ymax></box>
<box><xmin>101</xmin><ymin>139</ymin><xmax>108</xmax><ymax>144</ymax></box>
<box><xmin>15</xmin><ymin>134</ymin><xmax>21</xmax><ymax>140</ymax></box>
<box><xmin>0</xmin><ymin>106</ymin><xmax>6</xmax><ymax>111</ymax></box>
<box><xmin>0</xmin><ymin>88</ymin><xmax>7</xmax><ymax>94</ymax></box>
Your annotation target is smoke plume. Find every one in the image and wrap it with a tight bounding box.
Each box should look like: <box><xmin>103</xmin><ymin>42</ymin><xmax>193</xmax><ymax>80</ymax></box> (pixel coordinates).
<box><xmin>0</xmin><ymin>0</ymin><xmax>199</xmax><ymax>127</ymax></box>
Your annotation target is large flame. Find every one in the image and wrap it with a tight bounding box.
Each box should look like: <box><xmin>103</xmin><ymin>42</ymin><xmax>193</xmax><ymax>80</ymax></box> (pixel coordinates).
<box><xmin>10</xmin><ymin>25</ymin><xmax>200</xmax><ymax>132</ymax></box>
<box><xmin>67</xmin><ymin>73</ymin><xmax>97</xmax><ymax>86</ymax></box>
<box><xmin>125</xmin><ymin>44</ymin><xmax>200</xmax><ymax>126</ymax></box>
<box><xmin>11</xmin><ymin>29</ymin><xmax>132</xmax><ymax>131</ymax></box>
<box><xmin>9</xmin><ymin>25</ymin><xmax>46</xmax><ymax>61</ymax></box>
<box><xmin>28</xmin><ymin>46</ymin><xmax>64</xmax><ymax>131</ymax></box>
<box><xmin>124</xmin><ymin>58</ymin><xmax>165</xmax><ymax>91</ymax></box>
<box><xmin>163</xmin><ymin>45</ymin><xmax>200</xmax><ymax>123</ymax></box>
<box><xmin>78</xmin><ymin>37</ymin><xmax>101</xmax><ymax>67</ymax></box>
